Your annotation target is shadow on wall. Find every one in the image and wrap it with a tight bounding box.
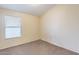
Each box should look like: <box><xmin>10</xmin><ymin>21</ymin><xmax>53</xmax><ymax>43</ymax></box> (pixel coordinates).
<box><xmin>41</xmin><ymin>5</ymin><xmax>79</xmax><ymax>53</ymax></box>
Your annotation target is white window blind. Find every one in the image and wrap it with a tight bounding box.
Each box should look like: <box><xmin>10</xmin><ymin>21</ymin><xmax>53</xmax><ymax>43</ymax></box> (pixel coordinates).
<box><xmin>4</xmin><ymin>16</ymin><xmax>21</xmax><ymax>39</ymax></box>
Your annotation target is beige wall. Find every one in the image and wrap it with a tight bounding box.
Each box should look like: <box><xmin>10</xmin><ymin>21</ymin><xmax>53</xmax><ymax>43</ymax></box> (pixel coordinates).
<box><xmin>0</xmin><ymin>8</ymin><xmax>40</xmax><ymax>49</ymax></box>
<box><xmin>41</xmin><ymin>5</ymin><xmax>79</xmax><ymax>53</ymax></box>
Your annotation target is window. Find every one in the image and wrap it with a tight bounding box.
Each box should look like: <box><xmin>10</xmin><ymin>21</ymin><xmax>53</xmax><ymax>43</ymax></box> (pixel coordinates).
<box><xmin>4</xmin><ymin>16</ymin><xmax>22</xmax><ymax>39</ymax></box>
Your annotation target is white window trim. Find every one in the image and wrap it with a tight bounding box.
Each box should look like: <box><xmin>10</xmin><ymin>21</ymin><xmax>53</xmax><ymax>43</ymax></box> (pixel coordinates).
<box><xmin>3</xmin><ymin>15</ymin><xmax>22</xmax><ymax>40</ymax></box>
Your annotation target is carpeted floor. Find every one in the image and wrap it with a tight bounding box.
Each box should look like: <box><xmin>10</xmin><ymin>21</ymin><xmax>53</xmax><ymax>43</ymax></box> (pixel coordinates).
<box><xmin>0</xmin><ymin>40</ymin><xmax>78</xmax><ymax>55</ymax></box>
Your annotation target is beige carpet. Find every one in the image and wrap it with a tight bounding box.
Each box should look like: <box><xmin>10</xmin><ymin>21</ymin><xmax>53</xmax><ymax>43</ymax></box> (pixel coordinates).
<box><xmin>0</xmin><ymin>40</ymin><xmax>78</xmax><ymax>55</ymax></box>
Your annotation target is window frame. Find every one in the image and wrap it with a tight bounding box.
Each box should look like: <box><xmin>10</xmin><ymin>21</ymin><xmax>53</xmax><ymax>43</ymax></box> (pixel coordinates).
<box><xmin>3</xmin><ymin>15</ymin><xmax>22</xmax><ymax>40</ymax></box>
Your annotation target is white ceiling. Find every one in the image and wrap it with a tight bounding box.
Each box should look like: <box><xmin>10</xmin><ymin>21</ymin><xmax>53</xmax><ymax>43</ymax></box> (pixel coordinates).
<box><xmin>0</xmin><ymin>4</ymin><xmax>55</xmax><ymax>16</ymax></box>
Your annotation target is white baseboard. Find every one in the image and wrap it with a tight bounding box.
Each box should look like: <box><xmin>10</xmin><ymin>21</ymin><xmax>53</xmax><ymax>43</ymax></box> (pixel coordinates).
<box><xmin>41</xmin><ymin>38</ymin><xmax>79</xmax><ymax>54</ymax></box>
<box><xmin>0</xmin><ymin>38</ymin><xmax>40</xmax><ymax>50</ymax></box>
